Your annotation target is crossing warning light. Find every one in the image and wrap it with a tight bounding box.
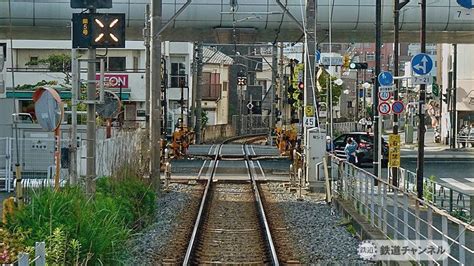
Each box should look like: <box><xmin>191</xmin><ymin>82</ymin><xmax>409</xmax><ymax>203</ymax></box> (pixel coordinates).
<box><xmin>73</xmin><ymin>13</ymin><xmax>125</xmax><ymax>48</ymax></box>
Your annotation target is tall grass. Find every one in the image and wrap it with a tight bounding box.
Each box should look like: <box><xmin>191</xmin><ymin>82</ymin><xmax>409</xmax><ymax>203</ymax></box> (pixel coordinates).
<box><xmin>5</xmin><ymin>176</ymin><xmax>156</xmax><ymax>265</ymax></box>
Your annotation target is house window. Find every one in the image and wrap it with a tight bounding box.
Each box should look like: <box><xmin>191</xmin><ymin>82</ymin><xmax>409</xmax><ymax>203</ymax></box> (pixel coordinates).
<box><xmin>170</xmin><ymin>62</ymin><xmax>186</xmax><ymax>87</ymax></box>
<box><xmin>108</xmin><ymin>57</ymin><xmax>126</xmax><ymax>71</ymax></box>
<box><xmin>202</xmin><ymin>72</ymin><xmax>221</xmax><ymax>100</ymax></box>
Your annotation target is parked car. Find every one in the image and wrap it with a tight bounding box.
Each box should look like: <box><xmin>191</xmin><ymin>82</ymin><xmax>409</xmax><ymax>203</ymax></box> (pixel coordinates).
<box><xmin>332</xmin><ymin>132</ymin><xmax>389</xmax><ymax>167</ymax></box>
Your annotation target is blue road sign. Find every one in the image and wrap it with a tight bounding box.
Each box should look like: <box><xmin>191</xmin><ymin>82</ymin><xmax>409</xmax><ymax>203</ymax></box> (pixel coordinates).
<box><xmin>392</xmin><ymin>101</ymin><xmax>405</xmax><ymax>114</ymax></box>
<box><xmin>411</xmin><ymin>53</ymin><xmax>433</xmax><ymax>75</ymax></box>
<box><xmin>457</xmin><ymin>0</ymin><xmax>474</xmax><ymax>9</ymax></box>
<box><xmin>378</xmin><ymin>71</ymin><xmax>394</xmax><ymax>87</ymax></box>
<box><xmin>315</xmin><ymin>50</ymin><xmax>321</xmax><ymax>63</ymax></box>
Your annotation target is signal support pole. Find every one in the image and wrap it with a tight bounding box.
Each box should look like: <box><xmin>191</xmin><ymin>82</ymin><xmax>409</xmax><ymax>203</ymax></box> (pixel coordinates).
<box><xmin>85</xmin><ymin>8</ymin><xmax>97</xmax><ymax>197</ymax></box>
<box><xmin>374</xmin><ymin>0</ymin><xmax>382</xmax><ymax>181</ymax></box>
<box><xmin>393</xmin><ymin>0</ymin><xmax>409</xmax><ymax>187</ymax></box>
<box><xmin>144</xmin><ymin>4</ymin><xmax>151</xmax><ymax>129</ymax></box>
<box><xmin>416</xmin><ymin>0</ymin><xmax>426</xmax><ymax>200</ymax></box>
<box><xmin>150</xmin><ymin>0</ymin><xmax>162</xmax><ymax>192</ymax></box>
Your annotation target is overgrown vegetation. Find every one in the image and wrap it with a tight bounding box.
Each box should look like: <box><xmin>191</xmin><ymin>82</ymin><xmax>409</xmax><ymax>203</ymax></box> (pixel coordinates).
<box><xmin>450</xmin><ymin>209</ymin><xmax>473</xmax><ymax>224</ymax></box>
<box><xmin>2</xmin><ymin>176</ymin><xmax>155</xmax><ymax>265</ymax></box>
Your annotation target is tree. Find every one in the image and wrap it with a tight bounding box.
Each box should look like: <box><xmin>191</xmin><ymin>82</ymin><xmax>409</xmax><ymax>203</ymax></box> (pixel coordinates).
<box><xmin>317</xmin><ymin>68</ymin><xmax>343</xmax><ymax>105</ymax></box>
<box><xmin>26</xmin><ymin>54</ymin><xmax>72</xmax><ymax>84</ymax></box>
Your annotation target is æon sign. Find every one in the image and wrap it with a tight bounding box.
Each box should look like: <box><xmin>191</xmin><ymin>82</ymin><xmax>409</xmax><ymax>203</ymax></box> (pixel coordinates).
<box><xmin>96</xmin><ymin>74</ymin><xmax>128</xmax><ymax>88</ymax></box>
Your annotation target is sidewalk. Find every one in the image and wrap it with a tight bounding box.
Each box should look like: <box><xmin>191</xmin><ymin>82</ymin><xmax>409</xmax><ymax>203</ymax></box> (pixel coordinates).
<box><xmin>383</xmin><ymin>128</ymin><xmax>474</xmax><ymax>159</ymax></box>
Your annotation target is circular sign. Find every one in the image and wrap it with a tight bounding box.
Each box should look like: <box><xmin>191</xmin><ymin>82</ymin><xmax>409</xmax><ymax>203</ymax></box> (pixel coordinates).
<box><xmin>378</xmin><ymin>102</ymin><xmax>391</xmax><ymax>115</ymax></box>
<box><xmin>411</xmin><ymin>53</ymin><xmax>433</xmax><ymax>75</ymax></box>
<box><xmin>392</xmin><ymin>101</ymin><xmax>405</xmax><ymax>114</ymax></box>
<box><xmin>32</xmin><ymin>86</ymin><xmax>64</xmax><ymax>132</ymax></box>
<box><xmin>378</xmin><ymin>71</ymin><xmax>394</xmax><ymax>87</ymax></box>
<box><xmin>378</xmin><ymin>91</ymin><xmax>391</xmax><ymax>102</ymax></box>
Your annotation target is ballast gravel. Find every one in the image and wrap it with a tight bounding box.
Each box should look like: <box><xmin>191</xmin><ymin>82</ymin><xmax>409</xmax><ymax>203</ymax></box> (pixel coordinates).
<box><xmin>263</xmin><ymin>182</ymin><xmax>367</xmax><ymax>264</ymax></box>
<box><xmin>126</xmin><ymin>183</ymin><xmax>201</xmax><ymax>265</ymax></box>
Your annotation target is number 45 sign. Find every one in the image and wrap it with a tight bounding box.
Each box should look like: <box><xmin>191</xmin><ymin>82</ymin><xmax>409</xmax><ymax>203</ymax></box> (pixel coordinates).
<box><xmin>303</xmin><ymin>116</ymin><xmax>316</xmax><ymax>127</ymax></box>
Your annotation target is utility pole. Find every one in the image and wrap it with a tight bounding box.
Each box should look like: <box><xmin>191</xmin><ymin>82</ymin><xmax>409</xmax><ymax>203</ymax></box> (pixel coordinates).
<box><xmin>144</xmin><ymin>4</ymin><xmax>151</xmax><ymax>129</ymax></box>
<box><xmin>191</xmin><ymin>42</ymin><xmax>197</xmax><ymax>130</ymax></box>
<box><xmin>270</xmin><ymin>45</ymin><xmax>277</xmax><ymax>144</ymax></box>
<box><xmin>150</xmin><ymin>0</ymin><xmax>162</xmax><ymax>191</ymax></box>
<box><xmin>416</xmin><ymin>0</ymin><xmax>426</xmax><ymax>200</ymax></box>
<box><xmin>355</xmin><ymin>71</ymin><xmax>359</xmax><ymax>122</ymax></box>
<box><xmin>70</xmin><ymin>48</ymin><xmax>78</xmax><ymax>185</ymax></box>
<box><xmin>374</xmin><ymin>0</ymin><xmax>382</xmax><ymax>180</ymax></box>
<box><xmin>195</xmin><ymin>43</ymin><xmax>203</xmax><ymax>144</ymax></box>
<box><xmin>393</xmin><ymin>0</ymin><xmax>410</xmax><ymax>187</ymax></box>
<box><xmin>279</xmin><ymin>43</ymin><xmax>285</xmax><ymax>127</ymax></box>
<box><xmin>452</xmin><ymin>44</ymin><xmax>457</xmax><ymax>149</ymax></box>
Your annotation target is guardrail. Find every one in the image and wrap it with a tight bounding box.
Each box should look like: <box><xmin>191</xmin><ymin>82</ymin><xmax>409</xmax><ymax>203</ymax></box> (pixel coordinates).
<box><xmin>457</xmin><ymin>135</ymin><xmax>474</xmax><ymax>148</ymax></box>
<box><xmin>14</xmin><ymin>242</ymin><xmax>46</xmax><ymax>266</ymax></box>
<box><xmin>389</xmin><ymin>167</ymin><xmax>473</xmax><ymax>222</ymax></box>
<box><xmin>330</xmin><ymin>154</ymin><xmax>474</xmax><ymax>264</ymax></box>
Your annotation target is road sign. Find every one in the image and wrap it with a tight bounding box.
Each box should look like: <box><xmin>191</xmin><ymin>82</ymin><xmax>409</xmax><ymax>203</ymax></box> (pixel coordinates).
<box><xmin>457</xmin><ymin>0</ymin><xmax>474</xmax><ymax>9</ymax></box>
<box><xmin>412</xmin><ymin>75</ymin><xmax>433</xmax><ymax>85</ymax></box>
<box><xmin>320</xmin><ymin>55</ymin><xmax>343</xmax><ymax>66</ymax></box>
<box><xmin>315</xmin><ymin>50</ymin><xmax>321</xmax><ymax>63</ymax></box>
<box><xmin>304</xmin><ymin>105</ymin><xmax>315</xmax><ymax>117</ymax></box>
<box><xmin>303</xmin><ymin>117</ymin><xmax>316</xmax><ymax>127</ymax></box>
<box><xmin>378</xmin><ymin>91</ymin><xmax>391</xmax><ymax>102</ymax></box>
<box><xmin>378</xmin><ymin>102</ymin><xmax>391</xmax><ymax>115</ymax></box>
<box><xmin>411</xmin><ymin>53</ymin><xmax>433</xmax><ymax>75</ymax></box>
<box><xmin>378</xmin><ymin>71</ymin><xmax>394</xmax><ymax>87</ymax></box>
<box><xmin>379</xmin><ymin>86</ymin><xmax>394</xmax><ymax>93</ymax></box>
<box><xmin>388</xmin><ymin>134</ymin><xmax>401</xmax><ymax>168</ymax></box>
<box><xmin>392</xmin><ymin>101</ymin><xmax>405</xmax><ymax>114</ymax></box>
<box><xmin>246</xmin><ymin>102</ymin><xmax>254</xmax><ymax>110</ymax></box>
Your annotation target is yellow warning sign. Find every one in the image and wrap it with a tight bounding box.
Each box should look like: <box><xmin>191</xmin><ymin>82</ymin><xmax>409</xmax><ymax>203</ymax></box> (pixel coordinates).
<box><xmin>388</xmin><ymin>134</ymin><xmax>400</xmax><ymax>168</ymax></box>
<box><xmin>305</xmin><ymin>105</ymin><xmax>315</xmax><ymax>117</ymax></box>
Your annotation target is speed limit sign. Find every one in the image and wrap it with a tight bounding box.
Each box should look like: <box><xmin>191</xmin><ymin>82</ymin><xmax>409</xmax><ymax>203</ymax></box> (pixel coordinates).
<box><xmin>378</xmin><ymin>102</ymin><xmax>391</xmax><ymax>115</ymax></box>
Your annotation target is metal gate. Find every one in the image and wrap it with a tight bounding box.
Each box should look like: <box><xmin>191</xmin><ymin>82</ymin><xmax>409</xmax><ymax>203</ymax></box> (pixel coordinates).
<box><xmin>0</xmin><ymin>138</ymin><xmax>12</xmax><ymax>192</ymax></box>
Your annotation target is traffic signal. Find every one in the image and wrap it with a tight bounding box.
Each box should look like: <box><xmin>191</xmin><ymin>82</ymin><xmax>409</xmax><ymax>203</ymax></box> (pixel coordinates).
<box><xmin>349</xmin><ymin>62</ymin><xmax>369</xmax><ymax>69</ymax></box>
<box><xmin>71</xmin><ymin>0</ymin><xmax>112</xmax><ymax>9</ymax></box>
<box><xmin>73</xmin><ymin>13</ymin><xmax>125</xmax><ymax>48</ymax></box>
<box><xmin>298</xmin><ymin>82</ymin><xmax>304</xmax><ymax>90</ymax></box>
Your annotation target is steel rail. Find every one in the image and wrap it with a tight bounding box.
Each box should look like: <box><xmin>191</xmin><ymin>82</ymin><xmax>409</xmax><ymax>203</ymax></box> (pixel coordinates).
<box><xmin>244</xmin><ymin>143</ymin><xmax>280</xmax><ymax>266</ymax></box>
<box><xmin>182</xmin><ymin>144</ymin><xmax>222</xmax><ymax>265</ymax></box>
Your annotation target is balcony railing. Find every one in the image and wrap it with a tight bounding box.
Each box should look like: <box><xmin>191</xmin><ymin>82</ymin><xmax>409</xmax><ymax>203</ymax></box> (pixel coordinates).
<box><xmin>202</xmin><ymin>84</ymin><xmax>221</xmax><ymax>100</ymax></box>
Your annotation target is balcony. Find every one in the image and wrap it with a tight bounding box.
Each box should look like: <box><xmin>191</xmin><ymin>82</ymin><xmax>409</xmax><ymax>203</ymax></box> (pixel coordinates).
<box><xmin>202</xmin><ymin>84</ymin><xmax>221</xmax><ymax>101</ymax></box>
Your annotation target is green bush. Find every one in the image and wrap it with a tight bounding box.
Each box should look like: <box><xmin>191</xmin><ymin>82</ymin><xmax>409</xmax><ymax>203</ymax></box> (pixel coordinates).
<box><xmin>5</xmin><ymin>176</ymin><xmax>156</xmax><ymax>265</ymax></box>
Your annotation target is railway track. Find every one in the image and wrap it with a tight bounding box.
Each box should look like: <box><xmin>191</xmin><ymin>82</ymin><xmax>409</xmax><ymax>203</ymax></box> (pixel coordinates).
<box><xmin>183</xmin><ymin>143</ymin><xmax>279</xmax><ymax>265</ymax></box>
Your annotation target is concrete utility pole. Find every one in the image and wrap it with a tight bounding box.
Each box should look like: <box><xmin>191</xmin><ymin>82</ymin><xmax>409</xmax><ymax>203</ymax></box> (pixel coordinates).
<box><xmin>195</xmin><ymin>43</ymin><xmax>203</xmax><ymax>144</ymax></box>
<box><xmin>279</xmin><ymin>43</ymin><xmax>284</xmax><ymax>126</ymax></box>
<box><xmin>144</xmin><ymin>4</ymin><xmax>151</xmax><ymax>129</ymax></box>
<box><xmin>270</xmin><ymin>45</ymin><xmax>277</xmax><ymax>145</ymax></box>
<box><xmin>191</xmin><ymin>42</ymin><xmax>197</xmax><ymax>130</ymax></box>
<box><xmin>416</xmin><ymin>0</ymin><xmax>426</xmax><ymax>200</ymax></box>
<box><xmin>70</xmin><ymin>48</ymin><xmax>78</xmax><ymax>185</ymax></box>
<box><xmin>374</xmin><ymin>0</ymin><xmax>382</xmax><ymax>181</ymax></box>
<box><xmin>150</xmin><ymin>0</ymin><xmax>162</xmax><ymax>191</ymax></box>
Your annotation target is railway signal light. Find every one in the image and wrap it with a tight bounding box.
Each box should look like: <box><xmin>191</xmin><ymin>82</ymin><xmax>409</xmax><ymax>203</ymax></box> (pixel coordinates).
<box><xmin>73</xmin><ymin>13</ymin><xmax>125</xmax><ymax>48</ymax></box>
<box><xmin>237</xmin><ymin>77</ymin><xmax>247</xmax><ymax>86</ymax></box>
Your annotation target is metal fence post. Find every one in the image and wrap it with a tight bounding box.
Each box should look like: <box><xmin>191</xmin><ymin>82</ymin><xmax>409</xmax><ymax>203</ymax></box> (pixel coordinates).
<box><xmin>377</xmin><ymin>180</ymin><xmax>382</xmax><ymax>229</ymax></box>
<box><xmin>442</xmin><ymin>216</ymin><xmax>448</xmax><ymax>266</ymax></box>
<box><xmin>18</xmin><ymin>252</ymin><xmax>29</xmax><ymax>266</ymax></box>
<box><xmin>459</xmin><ymin>224</ymin><xmax>465</xmax><ymax>265</ymax></box>
<box><xmin>371</xmin><ymin>176</ymin><xmax>375</xmax><ymax>226</ymax></box>
<box><xmin>393</xmin><ymin>188</ymin><xmax>398</xmax><ymax>239</ymax></box>
<box><xmin>35</xmin><ymin>241</ymin><xmax>46</xmax><ymax>266</ymax></box>
<box><xmin>382</xmin><ymin>182</ymin><xmax>387</xmax><ymax>234</ymax></box>
<box><xmin>365</xmin><ymin>174</ymin><xmax>369</xmax><ymax>218</ymax></box>
<box><xmin>403</xmin><ymin>193</ymin><xmax>409</xmax><ymax>239</ymax></box>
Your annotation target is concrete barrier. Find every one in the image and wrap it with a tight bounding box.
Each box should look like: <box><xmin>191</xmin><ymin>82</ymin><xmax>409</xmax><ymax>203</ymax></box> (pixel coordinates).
<box><xmin>202</xmin><ymin>124</ymin><xmax>235</xmax><ymax>142</ymax></box>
